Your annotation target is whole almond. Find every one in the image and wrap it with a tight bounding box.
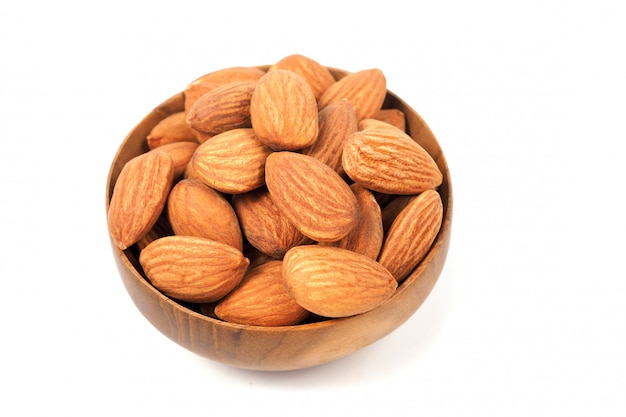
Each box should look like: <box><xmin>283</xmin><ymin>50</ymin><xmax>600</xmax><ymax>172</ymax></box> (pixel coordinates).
<box><xmin>214</xmin><ymin>260</ymin><xmax>309</xmax><ymax>326</ymax></box>
<box><xmin>167</xmin><ymin>178</ymin><xmax>243</xmax><ymax>251</ymax></box>
<box><xmin>250</xmin><ymin>69</ymin><xmax>318</xmax><ymax>151</ymax></box>
<box><xmin>232</xmin><ymin>187</ymin><xmax>307</xmax><ymax>259</ymax></box>
<box><xmin>265</xmin><ymin>152</ymin><xmax>359</xmax><ymax>242</ymax></box>
<box><xmin>282</xmin><ymin>245</ymin><xmax>397</xmax><ymax>318</ymax></box>
<box><xmin>321</xmin><ymin>183</ymin><xmax>383</xmax><ymax>259</ymax></box>
<box><xmin>191</xmin><ymin>128</ymin><xmax>273</xmax><ymax>194</ymax></box>
<box><xmin>149</xmin><ymin>141</ymin><xmax>198</xmax><ymax>180</ymax></box>
<box><xmin>186</xmin><ymin>81</ymin><xmax>256</xmax><ymax>135</ymax></box>
<box><xmin>184</xmin><ymin>81</ymin><xmax>219</xmax><ymax>113</ymax></box>
<box><xmin>318</xmin><ymin>68</ymin><xmax>387</xmax><ymax>121</ymax></box>
<box><xmin>139</xmin><ymin>235</ymin><xmax>249</xmax><ymax>303</ymax></box>
<box><xmin>108</xmin><ymin>151</ymin><xmax>174</xmax><ymax>250</ymax></box>
<box><xmin>146</xmin><ymin>111</ymin><xmax>198</xmax><ymax>149</ymax></box>
<box><xmin>342</xmin><ymin>125</ymin><xmax>443</xmax><ymax>194</ymax></box>
<box><xmin>301</xmin><ymin>99</ymin><xmax>358</xmax><ymax>173</ymax></box>
<box><xmin>375</xmin><ymin>108</ymin><xmax>406</xmax><ymax>132</ymax></box>
<box><xmin>377</xmin><ymin>189</ymin><xmax>443</xmax><ymax>283</ymax></box>
<box><xmin>269</xmin><ymin>54</ymin><xmax>335</xmax><ymax>101</ymax></box>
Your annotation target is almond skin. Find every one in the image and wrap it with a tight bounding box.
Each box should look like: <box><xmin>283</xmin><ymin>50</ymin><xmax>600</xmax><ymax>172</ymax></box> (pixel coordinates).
<box><xmin>301</xmin><ymin>99</ymin><xmax>358</xmax><ymax>173</ymax></box>
<box><xmin>108</xmin><ymin>151</ymin><xmax>174</xmax><ymax>250</ymax></box>
<box><xmin>342</xmin><ymin>124</ymin><xmax>443</xmax><ymax>194</ymax></box>
<box><xmin>375</xmin><ymin>108</ymin><xmax>406</xmax><ymax>132</ymax></box>
<box><xmin>149</xmin><ymin>141</ymin><xmax>198</xmax><ymax>180</ymax></box>
<box><xmin>190</xmin><ymin>128</ymin><xmax>273</xmax><ymax>194</ymax></box>
<box><xmin>282</xmin><ymin>245</ymin><xmax>398</xmax><ymax>318</ymax></box>
<box><xmin>167</xmin><ymin>178</ymin><xmax>243</xmax><ymax>251</ymax></box>
<box><xmin>214</xmin><ymin>260</ymin><xmax>309</xmax><ymax>326</ymax></box>
<box><xmin>186</xmin><ymin>81</ymin><xmax>256</xmax><ymax>135</ymax></box>
<box><xmin>231</xmin><ymin>187</ymin><xmax>307</xmax><ymax>259</ymax></box>
<box><xmin>146</xmin><ymin>111</ymin><xmax>198</xmax><ymax>149</ymax></box>
<box><xmin>139</xmin><ymin>235</ymin><xmax>249</xmax><ymax>303</ymax></box>
<box><xmin>269</xmin><ymin>54</ymin><xmax>335</xmax><ymax>101</ymax></box>
<box><xmin>377</xmin><ymin>189</ymin><xmax>443</xmax><ymax>283</ymax></box>
<box><xmin>250</xmin><ymin>69</ymin><xmax>319</xmax><ymax>151</ymax></box>
<box><xmin>321</xmin><ymin>183</ymin><xmax>383</xmax><ymax>259</ymax></box>
<box><xmin>318</xmin><ymin>68</ymin><xmax>387</xmax><ymax>121</ymax></box>
<box><xmin>265</xmin><ymin>151</ymin><xmax>359</xmax><ymax>242</ymax></box>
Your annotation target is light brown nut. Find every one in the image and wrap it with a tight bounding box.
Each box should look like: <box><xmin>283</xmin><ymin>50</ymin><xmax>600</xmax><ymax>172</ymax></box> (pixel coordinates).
<box><xmin>183</xmin><ymin>81</ymin><xmax>219</xmax><ymax>113</ymax></box>
<box><xmin>214</xmin><ymin>260</ymin><xmax>310</xmax><ymax>326</ymax></box>
<box><xmin>377</xmin><ymin>189</ymin><xmax>443</xmax><ymax>283</ymax></box>
<box><xmin>250</xmin><ymin>69</ymin><xmax>319</xmax><ymax>151</ymax></box>
<box><xmin>149</xmin><ymin>141</ymin><xmax>198</xmax><ymax>180</ymax></box>
<box><xmin>320</xmin><ymin>183</ymin><xmax>383</xmax><ymax>260</ymax></box>
<box><xmin>190</xmin><ymin>128</ymin><xmax>273</xmax><ymax>194</ymax></box>
<box><xmin>269</xmin><ymin>54</ymin><xmax>335</xmax><ymax>101</ymax></box>
<box><xmin>186</xmin><ymin>81</ymin><xmax>256</xmax><ymax>135</ymax></box>
<box><xmin>265</xmin><ymin>151</ymin><xmax>359</xmax><ymax>242</ymax></box>
<box><xmin>139</xmin><ymin>235</ymin><xmax>249</xmax><ymax>303</ymax></box>
<box><xmin>318</xmin><ymin>68</ymin><xmax>387</xmax><ymax>121</ymax></box>
<box><xmin>108</xmin><ymin>151</ymin><xmax>174</xmax><ymax>250</ymax></box>
<box><xmin>301</xmin><ymin>99</ymin><xmax>358</xmax><ymax>173</ymax></box>
<box><xmin>374</xmin><ymin>108</ymin><xmax>406</xmax><ymax>132</ymax></box>
<box><xmin>282</xmin><ymin>245</ymin><xmax>397</xmax><ymax>318</ymax></box>
<box><xmin>167</xmin><ymin>178</ymin><xmax>243</xmax><ymax>251</ymax></box>
<box><xmin>342</xmin><ymin>125</ymin><xmax>443</xmax><ymax>195</ymax></box>
<box><xmin>232</xmin><ymin>187</ymin><xmax>307</xmax><ymax>259</ymax></box>
<box><xmin>146</xmin><ymin>112</ymin><xmax>198</xmax><ymax>149</ymax></box>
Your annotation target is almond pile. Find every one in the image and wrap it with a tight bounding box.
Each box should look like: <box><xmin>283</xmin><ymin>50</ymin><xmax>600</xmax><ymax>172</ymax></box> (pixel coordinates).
<box><xmin>108</xmin><ymin>54</ymin><xmax>444</xmax><ymax>326</ymax></box>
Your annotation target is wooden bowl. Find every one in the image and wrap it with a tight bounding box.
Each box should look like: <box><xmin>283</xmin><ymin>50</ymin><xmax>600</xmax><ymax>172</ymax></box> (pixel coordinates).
<box><xmin>105</xmin><ymin>67</ymin><xmax>453</xmax><ymax>371</ymax></box>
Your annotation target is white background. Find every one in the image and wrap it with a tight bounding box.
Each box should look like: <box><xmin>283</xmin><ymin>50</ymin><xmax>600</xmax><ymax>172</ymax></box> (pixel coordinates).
<box><xmin>1</xmin><ymin>1</ymin><xmax>625</xmax><ymax>415</ymax></box>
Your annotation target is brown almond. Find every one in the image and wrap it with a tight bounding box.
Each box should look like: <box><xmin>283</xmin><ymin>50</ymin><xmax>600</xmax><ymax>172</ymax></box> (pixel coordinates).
<box><xmin>186</xmin><ymin>81</ymin><xmax>256</xmax><ymax>135</ymax></box>
<box><xmin>342</xmin><ymin>126</ymin><xmax>443</xmax><ymax>194</ymax></box>
<box><xmin>149</xmin><ymin>141</ymin><xmax>198</xmax><ymax>180</ymax></box>
<box><xmin>318</xmin><ymin>68</ymin><xmax>387</xmax><ymax>121</ymax></box>
<box><xmin>250</xmin><ymin>69</ymin><xmax>319</xmax><ymax>151</ymax></box>
<box><xmin>321</xmin><ymin>183</ymin><xmax>383</xmax><ymax>259</ymax></box>
<box><xmin>191</xmin><ymin>128</ymin><xmax>273</xmax><ymax>194</ymax></box>
<box><xmin>146</xmin><ymin>112</ymin><xmax>198</xmax><ymax>149</ymax></box>
<box><xmin>282</xmin><ymin>245</ymin><xmax>397</xmax><ymax>318</ymax></box>
<box><xmin>265</xmin><ymin>152</ymin><xmax>359</xmax><ymax>242</ymax></box>
<box><xmin>301</xmin><ymin>99</ymin><xmax>358</xmax><ymax>173</ymax></box>
<box><xmin>374</xmin><ymin>108</ymin><xmax>406</xmax><ymax>132</ymax></box>
<box><xmin>232</xmin><ymin>187</ymin><xmax>308</xmax><ymax>259</ymax></box>
<box><xmin>108</xmin><ymin>151</ymin><xmax>174</xmax><ymax>250</ymax></box>
<box><xmin>377</xmin><ymin>189</ymin><xmax>443</xmax><ymax>283</ymax></box>
<box><xmin>269</xmin><ymin>54</ymin><xmax>335</xmax><ymax>101</ymax></box>
<box><xmin>139</xmin><ymin>235</ymin><xmax>249</xmax><ymax>303</ymax></box>
<box><xmin>167</xmin><ymin>178</ymin><xmax>243</xmax><ymax>251</ymax></box>
<box><xmin>214</xmin><ymin>260</ymin><xmax>309</xmax><ymax>326</ymax></box>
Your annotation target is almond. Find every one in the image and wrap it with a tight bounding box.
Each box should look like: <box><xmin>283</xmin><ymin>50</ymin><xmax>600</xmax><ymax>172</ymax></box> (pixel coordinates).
<box><xmin>282</xmin><ymin>245</ymin><xmax>397</xmax><ymax>318</ymax></box>
<box><xmin>377</xmin><ymin>189</ymin><xmax>443</xmax><ymax>283</ymax></box>
<box><xmin>342</xmin><ymin>124</ymin><xmax>443</xmax><ymax>194</ymax></box>
<box><xmin>184</xmin><ymin>81</ymin><xmax>219</xmax><ymax>113</ymax></box>
<box><xmin>186</xmin><ymin>81</ymin><xmax>256</xmax><ymax>135</ymax></box>
<box><xmin>167</xmin><ymin>178</ymin><xmax>243</xmax><ymax>251</ymax></box>
<box><xmin>214</xmin><ymin>260</ymin><xmax>309</xmax><ymax>326</ymax></box>
<box><xmin>146</xmin><ymin>111</ymin><xmax>198</xmax><ymax>149</ymax></box>
<box><xmin>191</xmin><ymin>128</ymin><xmax>273</xmax><ymax>194</ymax></box>
<box><xmin>321</xmin><ymin>183</ymin><xmax>383</xmax><ymax>259</ymax></box>
<box><xmin>318</xmin><ymin>68</ymin><xmax>387</xmax><ymax>121</ymax></box>
<box><xmin>232</xmin><ymin>187</ymin><xmax>307</xmax><ymax>259</ymax></box>
<box><xmin>108</xmin><ymin>151</ymin><xmax>174</xmax><ymax>250</ymax></box>
<box><xmin>149</xmin><ymin>141</ymin><xmax>198</xmax><ymax>180</ymax></box>
<box><xmin>265</xmin><ymin>151</ymin><xmax>359</xmax><ymax>242</ymax></box>
<box><xmin>139</xmin><ymin>235</ymin><xmax>249</xmax><ymax>303</ymax></box>
<box><xmin>269</xmin><ymin>54</ymin><xmax>335</xmax><ymax>101</ymax></box>
<box><xmin>375</xmin><ymin>108</ymin><xmax>406</xmax><ymax>132</ymax></box>
<box><xmin>250</xmin><ymin>69</ymin><xmax>318</xmax><ymax>150</ymax></box>
<box><xmin>301</xmin><ymin>99</ymin><xmax>358</xmax><ymax>173</ymax></box>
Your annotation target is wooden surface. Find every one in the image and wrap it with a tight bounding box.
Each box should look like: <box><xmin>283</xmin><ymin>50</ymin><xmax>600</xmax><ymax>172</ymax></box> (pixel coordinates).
<box><xmin>105</xmin><ymin>67</ymin><xmax>453</xmax><ymax>371</ymax></box>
